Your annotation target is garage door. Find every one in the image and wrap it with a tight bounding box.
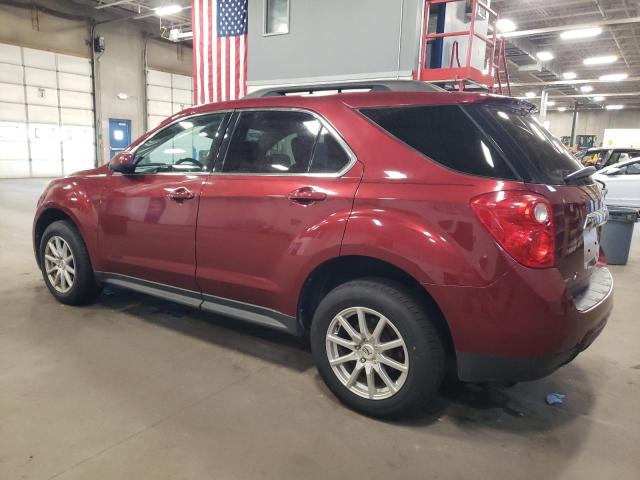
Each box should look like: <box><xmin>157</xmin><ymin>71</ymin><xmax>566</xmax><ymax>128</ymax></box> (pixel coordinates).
<box><xmin>0</xmin><ymin>42</ymin><xmax>95</xmax><ymax>178</ymax></box>
<box><xmin>146</xmin><ymin>69</ymin><xmax>193</xmax><ymax>130</ymax></box>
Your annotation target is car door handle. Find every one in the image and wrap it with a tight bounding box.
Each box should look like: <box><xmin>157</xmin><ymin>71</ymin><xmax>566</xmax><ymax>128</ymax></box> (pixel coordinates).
<box><xmin>287</xmin><ymin>187</ymin><xmax>327</xmax><ymax>204</ymax></box>
<box><xmin>168</xmin><ymin>187</ymin><xmax>195</xmax><ymax>201</ymax></box>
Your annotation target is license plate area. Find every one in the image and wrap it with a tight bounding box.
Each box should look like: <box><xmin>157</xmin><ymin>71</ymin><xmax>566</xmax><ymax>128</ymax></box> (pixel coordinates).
<box><xmin>583</xmin><ymin>227</ymin><xmax>599</xmax><ymax>269</ymax></box>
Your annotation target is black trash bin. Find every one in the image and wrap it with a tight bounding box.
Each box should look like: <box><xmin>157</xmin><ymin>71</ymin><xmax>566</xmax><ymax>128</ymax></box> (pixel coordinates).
<box><xmin>600</xmin><ymin>206</ymin><xmax>639</xmax><ymax>265</ymax></box>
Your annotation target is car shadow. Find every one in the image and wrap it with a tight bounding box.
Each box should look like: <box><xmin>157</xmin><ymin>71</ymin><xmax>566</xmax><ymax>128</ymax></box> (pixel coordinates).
<box><xmin>93</xmin><ymin>286</ymin><xmax>596</xmax><ymax>435</ymax></box>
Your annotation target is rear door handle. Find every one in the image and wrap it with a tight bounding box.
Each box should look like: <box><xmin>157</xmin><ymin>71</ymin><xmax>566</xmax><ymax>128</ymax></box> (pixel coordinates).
<box><xmin>168</xmin><ymin>186</ymin><xmax>195</xmax><ymax>201</ymax></box>
<box><xmin>287</xmin><ymin>187</ymin><xmax>327</xmax><ymax>204</ymax></box>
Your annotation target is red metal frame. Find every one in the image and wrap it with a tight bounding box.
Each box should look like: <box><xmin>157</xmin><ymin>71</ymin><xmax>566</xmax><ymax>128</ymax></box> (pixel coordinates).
<box><xmin>415</xmin><ymin>0</ymin><xmax>510</xmax><ymax>94</ymax></box>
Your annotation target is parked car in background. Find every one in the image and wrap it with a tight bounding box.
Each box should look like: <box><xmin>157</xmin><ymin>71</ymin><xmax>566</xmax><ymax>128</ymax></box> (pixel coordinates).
<box><xmin>32</xmin><ymin>81</ymin><xmax>612</xmax><ymax>417</ymax></box>
<box><xmin>594</xmin><ymin>157</ymin><xmax>640</xmax><ymax>208</ymax></box>
<box><xmin>581</xmin><ymin>147</ymin><xmax>640</xmax><ymax>169</ymax></box>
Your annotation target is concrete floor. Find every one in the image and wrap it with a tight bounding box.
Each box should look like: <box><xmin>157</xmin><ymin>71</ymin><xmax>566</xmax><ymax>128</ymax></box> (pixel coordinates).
<box><xmin>1</xmin><ymin>178</ymin><xmax>639</xmax><ymax>480</ymax></box>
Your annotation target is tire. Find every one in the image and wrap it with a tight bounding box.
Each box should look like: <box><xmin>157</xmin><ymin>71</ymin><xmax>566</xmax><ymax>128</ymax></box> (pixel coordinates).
<box><xmin>39</xmin><ymin>220</ymin><xmax>100</xmax><ymax>305</ymax></box>
<box><xmin>310</xmin><ymin>278</ymin><xmax>445</xmax><ymax>418</ymax></box>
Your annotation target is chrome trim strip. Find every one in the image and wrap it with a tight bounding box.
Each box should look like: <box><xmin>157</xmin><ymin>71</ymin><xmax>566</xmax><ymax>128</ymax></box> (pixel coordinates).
<box><xmin>95</xmin><ymin>272</ymin><xmax>300</xmax><ymax>334</ymax></box>
<box><xmin>213</xmin><ymin>107</ymin><xmax>358</xmax><ymax>178</ymax></box>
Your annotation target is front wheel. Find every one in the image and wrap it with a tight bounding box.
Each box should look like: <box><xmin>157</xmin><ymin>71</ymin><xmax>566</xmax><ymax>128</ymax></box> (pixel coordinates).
<box><xmin>310</xmin><ymin>279</ymin><xmax>445</xmax><ymax>418</ymax></box>
<box><xmin>39</xmin><ymin>220</ymin><xmax>100</xmax><ymax>305</ymax></box>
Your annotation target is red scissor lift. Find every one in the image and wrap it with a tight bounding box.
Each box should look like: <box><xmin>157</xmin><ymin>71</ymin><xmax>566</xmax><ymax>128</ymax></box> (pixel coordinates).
<box><xmin>415</xmin><ymin>0</ymin><xmax>511</xmax><ymax>95</ymax></box>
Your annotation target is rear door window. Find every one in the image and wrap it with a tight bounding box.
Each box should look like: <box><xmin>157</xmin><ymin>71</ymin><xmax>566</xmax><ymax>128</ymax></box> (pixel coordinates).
<box><xmin>361</xmin><ymin>105</ymin><xmax>518</xmax><ymax>180</ymax></box>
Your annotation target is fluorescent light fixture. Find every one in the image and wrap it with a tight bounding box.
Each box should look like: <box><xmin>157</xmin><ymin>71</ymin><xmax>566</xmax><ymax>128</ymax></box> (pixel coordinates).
<box><xmin>562</xmin><ymin>72</ymin><xmax>577</xmax><ymax>80</ymax></box>
<box><xmin>525</xmin><ymin>91</ymin><xmax>536</xmax><ymax>98</ymax></box>
<box><xmin>606</xmin><ymin>104</ymin><xmax>624</xmax><ymax>110</ymax></box>
<box><xmin>580</xmin><ymin>85</ymin><xmax>594</xmax><ymax>93</ymax></box>
<box><xmin>557</xmin><ymin>107</ymin><xmax>567</xmax><ymax>112</ymax></box>
<box><xmin>270</xmin><ymin>164</ymin><xmax>289</xmax><ymax>171</ymax></box>
<box><xmin>496</xmin><ymin>18</ymin><xmax>517</xmax><ymax>33</ymax></box>
<box><xmin>536</xmin><ymin>51</ymin><xmax>554</xmax><ymax>62</ymax></box>
<box><xmin>154</xmin><ymin>5</ymin><xmax>183</xmax><ymax>16</ymax></box>
<box><xmin>169</xmin><ymin>28</ymin><xmax>193</xmax><ymax>41</ymax></box>
<box><xmin>560</xmin><ymin>27</ymin><xmax>602</xmax><ymax>40</ymax></box>
<box><xmin>584</xmin><ymin>55</ymin><xmax>617</xmax><ymax>65</ymax></box>
<box><xmin>592</xmin><ymin>96</ymin><xmax>605</xmax><ymax>102</ymax></box>
<box><xmin>546</xmin><ymin>101</ymin><xmax>556</xmax><ymax>107</ymax></box>
<box><xmin>599</xmin><ymin>73</ymin><xmax>628</xmax><ymax>82</ymax></box>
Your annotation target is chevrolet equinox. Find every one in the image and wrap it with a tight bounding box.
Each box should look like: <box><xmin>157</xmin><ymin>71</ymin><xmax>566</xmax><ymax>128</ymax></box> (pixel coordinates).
<box><xmin>33</xmin><ymin>81</ymin><xmax>613</xmax><ymax>417</ymax></box>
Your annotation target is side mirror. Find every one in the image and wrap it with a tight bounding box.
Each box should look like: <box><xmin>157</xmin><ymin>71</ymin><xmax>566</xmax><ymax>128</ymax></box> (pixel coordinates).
<box><xmin>109</xmin><ymin>151</ymin><xmax>135</xmax><ymax>174</ymax></box>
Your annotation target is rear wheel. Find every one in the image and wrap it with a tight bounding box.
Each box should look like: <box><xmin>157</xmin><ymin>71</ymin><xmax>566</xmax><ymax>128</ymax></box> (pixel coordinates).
<box><xmin>39</xmin><ymin>220</ymin><xmax>100</xmax><ymax>305</ymax></box>
<box><xmin>311</xmin><ymin>279</ymin><xmax>445</xmax><ymax>417</ymax></box>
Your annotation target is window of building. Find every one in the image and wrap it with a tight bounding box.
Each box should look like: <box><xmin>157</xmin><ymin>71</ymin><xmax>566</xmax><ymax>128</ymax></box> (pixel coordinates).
<box><xmin>264</xmin><ymin>0</ymin><xmax>289</xmax><ymax>35</ymax></box>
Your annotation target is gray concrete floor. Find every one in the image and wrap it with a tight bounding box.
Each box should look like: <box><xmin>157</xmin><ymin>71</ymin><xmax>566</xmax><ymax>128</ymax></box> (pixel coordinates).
<box><xmin>1</xmin><ymin>178</ymin><xmax>639</xmax><ymax>480</ymax></box>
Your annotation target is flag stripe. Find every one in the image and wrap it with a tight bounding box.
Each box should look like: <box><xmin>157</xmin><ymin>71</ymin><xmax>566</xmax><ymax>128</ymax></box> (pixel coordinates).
<box><xmin>193</xmin><ymin>0</ymin><xmax>247</xmax><ymax>105</ymax></box>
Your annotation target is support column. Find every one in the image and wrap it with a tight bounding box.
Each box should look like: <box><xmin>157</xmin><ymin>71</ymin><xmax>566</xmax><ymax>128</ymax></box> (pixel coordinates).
<box><xmin>570</xmin><ymin>102</ymin><xmax>579</xmax><ymax>148</ymax></box>
<box><xmin>539</xmin><ymin>88</ymin><xmax>549</xmax><ymax>121</ymax></box>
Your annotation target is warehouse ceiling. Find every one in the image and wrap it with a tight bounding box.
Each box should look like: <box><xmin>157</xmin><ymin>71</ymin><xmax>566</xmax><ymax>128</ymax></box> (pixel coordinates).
<box><xmin>85</xmin><ymin>0</ymin><xmax>640</xmax><ymax>110</ymax></box>
<box><xmin>492</xmin><ymin>0</ymin><xmax>640</xmax><ymax>110</ymax></box>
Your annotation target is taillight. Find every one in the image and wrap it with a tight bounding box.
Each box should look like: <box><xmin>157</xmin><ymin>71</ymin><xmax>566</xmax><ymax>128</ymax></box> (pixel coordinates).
<box><xmin>470</xmin><ymin>191</ymin><xmax>555</xmax><ymax>268</ymax></box>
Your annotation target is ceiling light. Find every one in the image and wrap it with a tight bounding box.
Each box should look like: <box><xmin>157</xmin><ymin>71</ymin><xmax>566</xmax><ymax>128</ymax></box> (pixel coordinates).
<box><xmin>560</xmin><ymin>27</ymin><xmax>602</xmax><ymax>40</ymax></box>
<box><xmin>496</xmin><ymin>18</ymin><xmax>517</xmax><ymax>33</ymax></box>
<box><xmin>592</xmin><ymin>96</ymin><xmax>605</xmax><ymax>102</ymax></box>
<box><xmin>546</xmin><ymin>101</ymin><xmax>556</xmax><ymax>106</ymax></box>
<box><xmin>606</xmin><ymin>104</ymin><xmax>624</xmax><ymax>110</ymax></box>
<box><xmin>599</xmin><ymin>73</ymin><xmax>629</xmax><ymax>82</ymax></box>
<box><xmin>536</xmin><ymin>51</ymin><xmax>554</xmax><ymax>61</ymax></box>
<box><xmin>580</xmin><ymin>85</ymin><xmax>593</xmax><ymax>93</ymax></box>
<box><xmin>154</xmin><ymin>5</ymin><xmax>183</xmax><ymax>16</ymax></box>
<box><xmin>525</xmin><ymin>91</ymin><xmax>536</xmax><ymax>98</ymax></box>
<box><xmin>557</xmin><ymin>107</ymin><xmax>567</xmax><ymax>112</ymax></box>
<box><xmin>562</xmin><ymin>72</ymin><xmax>577</xmax><ymax>80</ymax></box>
<box><xmin>584</xmin><ymin>55</ymin><xmax>617</xmax><ymax>65</ymax></box>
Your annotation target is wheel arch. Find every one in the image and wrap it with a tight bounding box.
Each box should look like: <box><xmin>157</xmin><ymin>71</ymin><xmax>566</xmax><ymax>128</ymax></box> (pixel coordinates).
<box><xmin>297</xmin><ymin>255</ymin><xmax>455</xmax><ymax>357</ymax></box>
<box><xmin>33</xmin><ymin>208</ymin><xmax>78</xmax><ymax>268</ymax></box>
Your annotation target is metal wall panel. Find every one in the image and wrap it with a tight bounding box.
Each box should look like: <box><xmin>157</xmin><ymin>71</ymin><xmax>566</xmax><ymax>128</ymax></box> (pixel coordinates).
<box><xmin>0</xmin><ymin>44</ymin><xmax>21</xmax><ymax>65</ymax></box>
<box><xmin>0</xmin><ymin>82</ymin><xmax>25</xmax><ymax>103</ymax></box>
<box><xmin>59</xmin><ymin>90</ymin><xmax>92</xmax><ymax>109</ymax></box>
<box><xmin>0</xmin><ymin>102</ymin><xmax>27</xmax><ymax>122</ymax></box>
<box><xmin>57</xmin><ymin>54</ymin><xmax>91</xmax><ymax>76</ymax></box>
<box><xmin>0</xmin><ymin>63</ymin><xmax>23</xmax><ymax>84</ymax></box>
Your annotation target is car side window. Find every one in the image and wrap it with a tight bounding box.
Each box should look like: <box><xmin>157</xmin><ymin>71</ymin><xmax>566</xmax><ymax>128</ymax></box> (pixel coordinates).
<box><xmin>308</xmin><ymin>127</ymin><xmax>351</xmax><ymax>173</ymax></box>
<box><xmin>222</xmin><ymin>111</ymin><xmax>320</xmax><ymax>173</ymax></box>
<box><xmin>133</xmin><ymin>114</ymin><xmax>225</xmax><ymax>174</ymax></box>
<box><xmin>626</xmin><ymin>162</ymin><xmax>640</xmax><ymax>175</ymax></box>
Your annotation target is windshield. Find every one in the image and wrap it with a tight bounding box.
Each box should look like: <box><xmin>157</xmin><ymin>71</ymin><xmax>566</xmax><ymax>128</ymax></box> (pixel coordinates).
<box><xmin>465</xmin><ymin>105</ymin><xmax>583</xmax><ymax>185</ymax></box>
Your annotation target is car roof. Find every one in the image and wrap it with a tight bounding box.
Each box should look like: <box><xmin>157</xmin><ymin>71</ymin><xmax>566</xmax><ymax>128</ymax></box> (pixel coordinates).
<box><xmin>186</xmin><ymin>90</ymin><xmax>532</xmax><ymax>113</ymax></box>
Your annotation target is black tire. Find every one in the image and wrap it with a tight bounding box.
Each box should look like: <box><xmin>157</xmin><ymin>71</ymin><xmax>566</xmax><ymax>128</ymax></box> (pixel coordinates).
<box><xmin>39</xmin><ymin>220</ymin><xmax>100</xmax><ymax>305</ymax></box>
<box><xmin>310</xmin><ymin>278</ymin><xmax>445</xmax><ymax>418</ymax></box>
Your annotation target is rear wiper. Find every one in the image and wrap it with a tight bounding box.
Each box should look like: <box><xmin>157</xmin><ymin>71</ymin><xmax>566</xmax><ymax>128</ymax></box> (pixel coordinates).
<box><xmin>564</xmin><ymin>166</ymin><xmax>596</xmax><ymax>184</ymax></box>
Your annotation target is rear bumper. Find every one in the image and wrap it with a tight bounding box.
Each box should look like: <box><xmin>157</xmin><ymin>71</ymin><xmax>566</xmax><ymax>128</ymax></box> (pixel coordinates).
<box><xmin>426</xmin><ymin>265</ymin><xmax>613</xmax><ymax>383</ymax></box>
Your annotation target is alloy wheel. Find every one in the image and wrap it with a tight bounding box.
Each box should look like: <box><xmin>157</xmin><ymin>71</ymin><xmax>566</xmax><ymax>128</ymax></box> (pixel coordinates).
<box><xmin>325</xmin><ymin>307</ymin><xmax>409</xmax><ymax>400</ymax></box>
<box><xmin>43</xmin><ymin>236</ymin><xmax>76</xmax><ymax>294</ymax></box>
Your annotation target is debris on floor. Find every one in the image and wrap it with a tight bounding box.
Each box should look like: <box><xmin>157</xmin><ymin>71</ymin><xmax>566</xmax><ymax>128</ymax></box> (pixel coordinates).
<box><xmin>545</xmin><ymin>393</ymin><xmax>566</xmax><ymax>405</ymax></box>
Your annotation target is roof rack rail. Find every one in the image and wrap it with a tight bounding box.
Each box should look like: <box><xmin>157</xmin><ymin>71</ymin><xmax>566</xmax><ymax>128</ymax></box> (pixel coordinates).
<box><xmin>244</xmin><ymin>80</ymin><xmax>445</xmax><ymax>98</ymax></box>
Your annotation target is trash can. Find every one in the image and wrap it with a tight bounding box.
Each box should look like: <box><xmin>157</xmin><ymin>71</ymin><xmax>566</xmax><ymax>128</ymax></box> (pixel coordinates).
<box><xmin>600</xmin><ymin>207</ymin><xmax>639</xmax><ymax>265</ymax></box>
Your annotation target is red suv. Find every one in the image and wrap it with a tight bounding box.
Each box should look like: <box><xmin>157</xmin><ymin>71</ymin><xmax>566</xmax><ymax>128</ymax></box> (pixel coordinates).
<box><xmin>33</xmin><ymin>81</ymin><xmax>612</xmax><ymax>417</ymax></box>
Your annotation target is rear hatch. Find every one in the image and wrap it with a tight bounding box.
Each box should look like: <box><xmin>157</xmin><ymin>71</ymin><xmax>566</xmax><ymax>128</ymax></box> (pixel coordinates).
<box><xmin>360</xmin><ymin>99</ymin><xmax>608</xmax><ymax>295</ymax></box>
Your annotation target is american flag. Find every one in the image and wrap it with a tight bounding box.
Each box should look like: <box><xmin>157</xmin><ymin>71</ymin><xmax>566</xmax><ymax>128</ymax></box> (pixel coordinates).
<box><xmin>193</xmin><ymin>0</ymin><xmax>247</xmax><ymax>104</ymax></box>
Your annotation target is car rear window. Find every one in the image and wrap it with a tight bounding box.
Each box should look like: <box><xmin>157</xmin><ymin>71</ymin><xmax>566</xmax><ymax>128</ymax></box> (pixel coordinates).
<box><xmin>464</xmin><ymin>104</ymin><xmax>583</xmax><ymax>184</ymax></box>
<box><xmin>361</xmin><ymin>105</ymin><xmax>518</xmax><ymax>180</ymax></box>
<box><xmin>362</xmin><ymin>104</ymin><xmax>585</xmax><ymax>185</ymax></box>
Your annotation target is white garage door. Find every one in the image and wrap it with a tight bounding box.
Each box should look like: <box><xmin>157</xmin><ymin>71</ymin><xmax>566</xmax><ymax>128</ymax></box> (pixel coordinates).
<box><xmin>0</xmin><ymin>42</ymin><xmax>95</xmax><ymax>178</ymax></box>
<box><xmin>146</xmin><ymin>69</ymin><xmax>193</xmax><ymax>130</ymax></box>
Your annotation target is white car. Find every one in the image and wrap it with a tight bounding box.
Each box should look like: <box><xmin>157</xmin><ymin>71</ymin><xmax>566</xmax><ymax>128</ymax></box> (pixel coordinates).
<box><xmin>593</xmin><ymin>157</ymin><xmax>640</xmax><ymax>208</ymax></box>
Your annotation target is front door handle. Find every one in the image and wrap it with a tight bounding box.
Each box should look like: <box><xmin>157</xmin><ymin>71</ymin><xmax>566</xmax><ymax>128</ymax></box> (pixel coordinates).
<box><xmin>287</xmin><ymin>187</ymin><xmax>327</xmax><ymax>205</ymax></box>
<box><xmin>168</xmin><ymin>186</ymin><xmax>195</xmax><ymax>201</ymax></box>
